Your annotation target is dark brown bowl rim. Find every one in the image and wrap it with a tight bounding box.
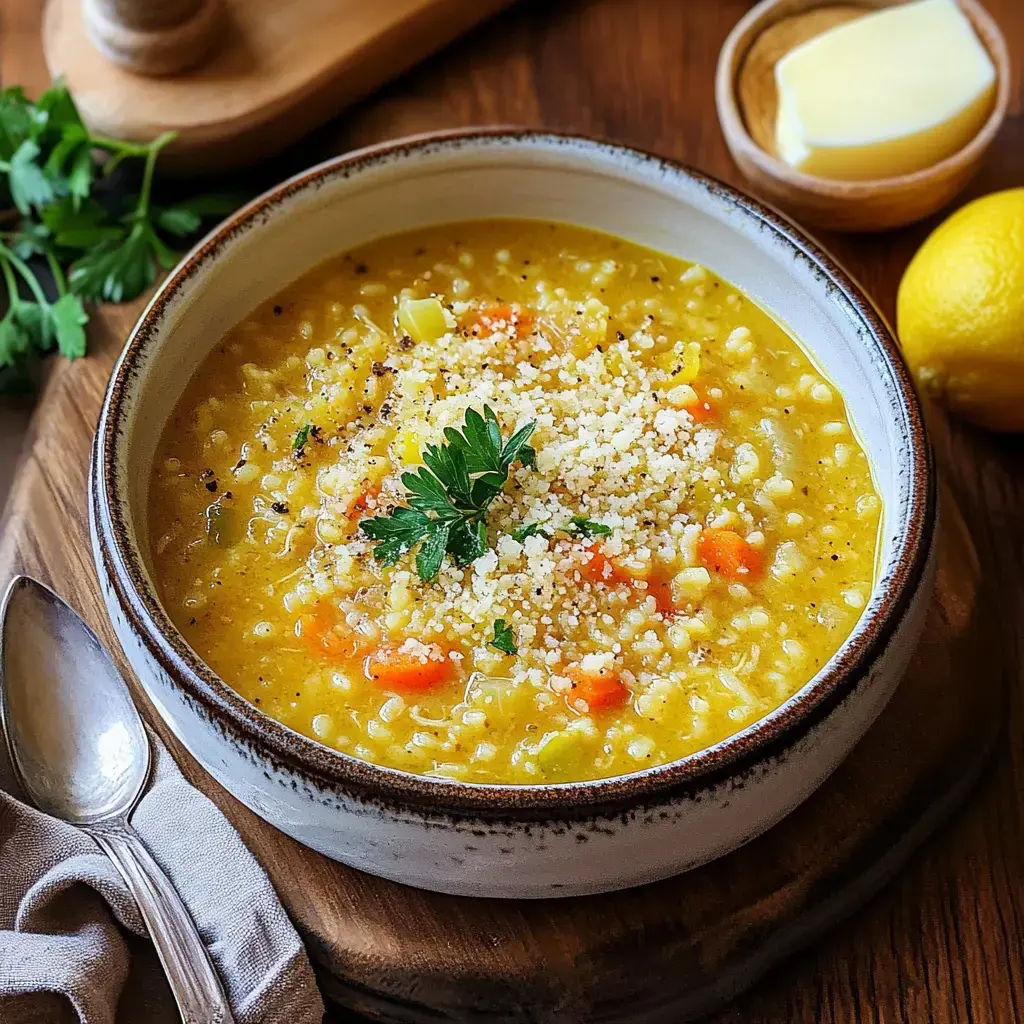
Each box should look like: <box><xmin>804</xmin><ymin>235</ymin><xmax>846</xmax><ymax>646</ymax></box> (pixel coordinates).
<box><xmin>94</xmin><ymin>128</ymin><xmax>934</xmax><ymax>819</ymax></box>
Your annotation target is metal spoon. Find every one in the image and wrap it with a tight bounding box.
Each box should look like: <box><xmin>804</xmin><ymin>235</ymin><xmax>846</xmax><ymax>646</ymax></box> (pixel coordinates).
<box><xmin>0</xmin><ymin>576</ymin><xmax>234</xmax><ymax>1024</ymax></box>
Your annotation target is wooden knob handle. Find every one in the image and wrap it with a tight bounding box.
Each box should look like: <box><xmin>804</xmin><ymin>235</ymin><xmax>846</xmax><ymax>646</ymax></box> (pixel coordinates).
<box><xmin>82</xmin><ymin>0</ymin><xmax>221</xmax><ymax>76</ymax></box>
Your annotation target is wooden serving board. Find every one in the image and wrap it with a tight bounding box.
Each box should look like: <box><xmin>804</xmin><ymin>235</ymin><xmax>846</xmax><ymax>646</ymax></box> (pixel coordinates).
<box><xmin>0</xmin><ymin>260</ymin><xmax>1005</xmax><ymax>1022</ymax></box>
<box><xmin>42</xmin><ymin>0</ymin><xmax>516</xmax><ymax>173</ymax></box>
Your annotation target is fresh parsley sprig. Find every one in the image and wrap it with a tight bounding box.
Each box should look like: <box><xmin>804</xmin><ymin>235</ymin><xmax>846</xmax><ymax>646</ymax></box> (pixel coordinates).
<box><xmin>0</xmin><ymin>243</ymin><xmax>86</xmax><ymax>376</ymax></box>
<box><xmin>0</xmin><ymin>81</ymin><xmax>238</xmax><ymax>393</ymax></box>
<box><xmin>361</xmin><ymin>405</ymin><xmax>536</xmax><ymax>581</ymax></box>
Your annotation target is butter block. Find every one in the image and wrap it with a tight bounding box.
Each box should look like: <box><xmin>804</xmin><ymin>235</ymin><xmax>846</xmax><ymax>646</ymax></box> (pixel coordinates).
<box><xmin>774</xmin><ymin>0</ymin><xmax>996</xmax><ymax>181</ymax></box>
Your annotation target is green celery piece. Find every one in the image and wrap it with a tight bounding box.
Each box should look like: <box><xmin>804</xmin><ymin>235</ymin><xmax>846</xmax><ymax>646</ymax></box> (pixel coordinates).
<box><xmin>536</xmin><ymin>730</ymin><xmax>585</xmax><ymax>778</ymax></box>
<box><xmin>292</xmin><ymin>422</ymin><xmax>313</xmax><ymax>456</ymax></box>
<box><xmin>204</xmin><ymin>501</ymin><xmax>240</xmax><ymax>546</ymax></box>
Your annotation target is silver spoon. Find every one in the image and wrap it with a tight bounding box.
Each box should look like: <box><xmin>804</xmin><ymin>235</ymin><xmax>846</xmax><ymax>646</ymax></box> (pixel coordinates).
<box><xmin>0</xmin><ymin>575</ymin><xmax>234</xmax><ymax>1024</ymax></box>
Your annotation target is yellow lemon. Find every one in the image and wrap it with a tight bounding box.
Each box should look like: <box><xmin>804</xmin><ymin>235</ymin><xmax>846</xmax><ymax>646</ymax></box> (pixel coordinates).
<box><xmin>896</xmin><ymin>188</ymin><xmax>1024</xmax><ymax>432</ymax></box>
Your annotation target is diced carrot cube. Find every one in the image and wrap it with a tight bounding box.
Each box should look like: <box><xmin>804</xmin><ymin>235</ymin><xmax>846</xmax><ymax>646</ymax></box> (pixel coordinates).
<box><xmin>697</xmin><ymin>529</ymin><xmax>762</xmax><ymax>579</ymax></box>
<box><xmin>579</xmin><ymin>544</ymin><xmax>633</xmax><ymax>586</ymax></box>
<box><xmin>297</xmin><ymin>612</ymin><xmax>361</xmax><ymax>659</ymax></box>
<box><xmin>646</xmin><ymin>569</ymin><xmax>678</xmax><ymax>617</ymax></box>
<box><xmin>471</xmin><ymin>303</ymin><xmax>532</xmax><ymax>339</ymax></box>
<box><xmin>345</xmin><ymin>485</ymin><xmax>380</xmax><ymax>521</ymax></box>
<box><xmin>686</xmin><ymin>391</ymin><xmax>716</xmax><ymax>422</ymax></box>
<box><xmin>566</xmin><ymin>665</ymin><xmax>631</xmax><ymax>710</ymax></box>
<box><xmin>364</xmin><ymin>642</ymin><xmax>454</xmax><ymax>692</ymax></box>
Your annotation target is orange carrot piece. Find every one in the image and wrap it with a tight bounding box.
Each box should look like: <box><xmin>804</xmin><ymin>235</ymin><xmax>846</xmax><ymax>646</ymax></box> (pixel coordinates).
<box><xmin>685</xmin><ymin>392</ymin><xmax>716</xmax><ymax>423</ymax></box>
<box><xmin>345</xmin><ymin>485</ymin><xmax>380</xmax><ymax>521</ymax></box>
<box><xmin>579</xmin><ymin>544</ymin><xmax>633</xmax><ymax>586</ymax></box>
<box><xmin>297</xmin><ymin>612</ymin><xmax>362</xmax><ymax>659</ymax></box>
<box><xmin>697</xmin><ymin>529</ymin><xmax>762</xmax><ymax>579</ymax></box>
<box><xmin>646</xmin><ymin>569</ymin><xmax>678</xmax><ymax>617</ymax></box>
<box><xmin>364</xmin><ymin>642</ymin><xmax>454</xmax><ymax>693</ymax></box>
<box><xmin>472</xmin><ymin>304</ymin><xmax>532</xmax><ymax>339</ymax></box>
<box><xmin>580</xmin><ymin>547</ymin><xmax>679</xmax><ymax>615</ymax></box>
<box><xmin>566</xmin><ymin>665</ymin><xmax>631</xmax><ymax>710</ymax></box>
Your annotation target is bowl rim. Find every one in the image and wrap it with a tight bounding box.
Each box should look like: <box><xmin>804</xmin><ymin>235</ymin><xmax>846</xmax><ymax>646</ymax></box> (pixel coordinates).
<box><xmin>93</xmin><ymin>127</ymin><xmax>935</xmax><ymax>819</ymax></box>
<box><xmin>714</xmin><ymin>0</ymin><xmax>1011</xmax><ymax>197</ymax></box>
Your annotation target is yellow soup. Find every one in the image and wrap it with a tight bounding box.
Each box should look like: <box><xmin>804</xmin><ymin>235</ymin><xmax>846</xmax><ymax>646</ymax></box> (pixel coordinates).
<box><xmin>150</xmin><ymin>220</ymin><xmax>881</xmax><ymax>784</ymax></box>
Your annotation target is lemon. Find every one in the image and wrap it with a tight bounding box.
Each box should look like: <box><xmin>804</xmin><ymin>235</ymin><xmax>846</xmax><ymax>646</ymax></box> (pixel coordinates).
<box><xmin>896</xmin><ymin>188</ymin><xmax>1024</xmax><ymax>432</ymax></box>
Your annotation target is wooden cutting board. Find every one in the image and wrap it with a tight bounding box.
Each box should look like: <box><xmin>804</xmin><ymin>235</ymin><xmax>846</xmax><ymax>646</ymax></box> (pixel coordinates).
<box><xmin>0</xmin><ymin>211</ymin><xmax>1004</xmax><ymax>1024</ymax></box>
<box><xmin>42</xmin><ymin>0</ymin><xmax>516</xmax><ymax>173</ymax></box>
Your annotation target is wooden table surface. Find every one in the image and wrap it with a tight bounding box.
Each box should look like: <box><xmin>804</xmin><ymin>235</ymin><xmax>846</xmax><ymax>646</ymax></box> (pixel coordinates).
<box><xmin>3</xmin><ymin>1</ymin><xmax>1023</xmax><ymax>1020</ymax></box>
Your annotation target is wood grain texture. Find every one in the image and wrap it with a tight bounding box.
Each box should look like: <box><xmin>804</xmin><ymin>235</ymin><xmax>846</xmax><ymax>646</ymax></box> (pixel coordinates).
<box><xmin>717</xmin><ymin>0</ymin><xmax>1011</xmax><ymax>231</ymax></box>
<box><xmin>42</xmin><ymin>0</ymin><xmax>515</xmax><ymax>173</ymax></box>
<box><xmin>3</xmin><ymin>0</ymin><xmax>1024</xmax><ymax>1020</ymax></box>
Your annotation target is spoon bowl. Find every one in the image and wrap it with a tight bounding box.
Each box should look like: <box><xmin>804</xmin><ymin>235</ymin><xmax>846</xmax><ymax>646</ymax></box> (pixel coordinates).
<box><xmin>0</xmin><ymin>575</ymin><xmax>149</xmax><ymax>824</ymax></box>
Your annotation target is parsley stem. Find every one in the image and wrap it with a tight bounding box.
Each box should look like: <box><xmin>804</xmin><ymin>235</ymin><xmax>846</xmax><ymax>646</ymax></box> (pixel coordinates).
<box><xmin>136</xmin><ymin>132</ymin><xmax>177</xmax><ymax>220</ymax></box>
<box><xmin>86</xmin><ymin>134</ymin><xmax>168</xmax><ymax>182</ymax></box>
<box><xmin>0</xmin><ymin>257</ymin><xmax>19</xmax><ymax>310</ymax></box>
<box><xmin>89</xmin><ymin>135</ymin><xmax>156</xmax><ymax>159</ymax></box>
<box><xmin>44</xmin><ymin>248</ymin><xmax>67</xmax><ymax>295</ymax></box>
<box><xmin>0</xmin><ymin>243</ymin><xmax>50</xmax><ymax>309</ymax></box>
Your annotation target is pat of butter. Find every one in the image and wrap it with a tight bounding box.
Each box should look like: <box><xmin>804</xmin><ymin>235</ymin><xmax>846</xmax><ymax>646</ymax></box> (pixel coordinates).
<box><xmin>774</xmin><ymin>0</ymin><xmax>996</xmax><ymax>181</ymax></box>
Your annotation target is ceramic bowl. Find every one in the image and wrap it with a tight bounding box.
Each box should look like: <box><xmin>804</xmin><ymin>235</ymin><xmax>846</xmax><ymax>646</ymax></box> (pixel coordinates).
<box><xmin>91</xmin><ymin>130</ymin><xmax>935</xmax><ymax>898</ymax></box>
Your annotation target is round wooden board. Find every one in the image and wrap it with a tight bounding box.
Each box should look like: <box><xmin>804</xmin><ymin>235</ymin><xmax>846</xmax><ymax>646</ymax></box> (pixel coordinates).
<box><xmin>0</xmin><ymin>306</ymin><xmax>1003</xmax><ymax>1021</ymax></box>
<box><xmin>222</xmin><ymin>485</ymin><xmax>1005</xmax><ymax>1023</ymax></box>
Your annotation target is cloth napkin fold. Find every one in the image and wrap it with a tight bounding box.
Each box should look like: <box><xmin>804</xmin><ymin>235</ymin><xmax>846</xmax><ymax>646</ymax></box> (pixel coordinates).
<box><xmin>0</xmin><ymin>735</ymin><xmax>325</xmax><ymax>1024</ymax></box>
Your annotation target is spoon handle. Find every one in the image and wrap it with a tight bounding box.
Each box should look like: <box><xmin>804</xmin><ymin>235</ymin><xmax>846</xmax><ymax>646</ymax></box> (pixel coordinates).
<box><xmin>90</xmin><ymin>823</ymin><xmax>235</xmax><ymax>1024</ymax></box>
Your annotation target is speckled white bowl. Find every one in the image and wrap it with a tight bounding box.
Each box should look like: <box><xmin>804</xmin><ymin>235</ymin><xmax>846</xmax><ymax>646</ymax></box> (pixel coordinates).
<box><xmin>91</xmin><ymin>130</ymin><xmax>935</xmax><ymax>898</ymax></box>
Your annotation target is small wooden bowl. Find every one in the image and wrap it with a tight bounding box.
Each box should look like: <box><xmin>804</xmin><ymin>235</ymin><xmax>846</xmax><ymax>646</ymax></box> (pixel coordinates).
<box><xmin>715</xmin><ymin>0</ymin><xmax>1010</xmax><ymax>232</ymax></box>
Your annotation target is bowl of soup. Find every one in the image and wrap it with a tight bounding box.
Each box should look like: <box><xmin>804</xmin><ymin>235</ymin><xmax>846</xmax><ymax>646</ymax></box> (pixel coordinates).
<box><xmin>91</xmin><ymin>130</ymin><xmax>934</xmax><ymax>897</ymax></box>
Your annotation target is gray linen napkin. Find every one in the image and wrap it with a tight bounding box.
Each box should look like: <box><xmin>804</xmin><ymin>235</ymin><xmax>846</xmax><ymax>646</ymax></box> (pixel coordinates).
<box><xmin>0</xmin><ymin>735</ymin><xmax>325</xmax><ymax>1024</ymax></box>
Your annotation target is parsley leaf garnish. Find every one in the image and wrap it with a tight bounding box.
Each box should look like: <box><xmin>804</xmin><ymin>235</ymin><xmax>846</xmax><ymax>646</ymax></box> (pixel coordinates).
<box><xmin>9</xmin><ymin>140</ymin><xmax>56</xmax><ymax>215</ymax></box>
<box><xmin>511</xmin><ymin>516</ymin><xmax>612</xmax><ymax>543</ymax></box>
<box><xmin>566</xmin><ymin>516</ymin><xmax>612</xmax><ymax>539</ymax></box>
<box><xmin>361</xmin><ymin>405</ymin><xmax>536</xmax><ymax>581</ymax></box>
<box><xmin>50</xmin><ymin>291</ymin><xmax>88</xmax><ymax>358</ymax></box>
<box><xmin>0</xmin><ymin>81</ymin><xmax>238</xmax><ymax>393</ymax></box>
<box><xmin>489</xmin><ymin>619</ymin><xmax>518</xmax><ymax>655</ymax></box>
<box><xmin>292</xmin><ymin>422</ymin><xmax>313</xmax><ymax>457</ymax></box>
<box><xmin>511</xmin><ymin>522</ymin><xmax>551</xmax><ymax>542</ymax></box>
